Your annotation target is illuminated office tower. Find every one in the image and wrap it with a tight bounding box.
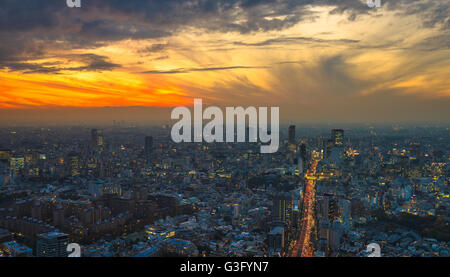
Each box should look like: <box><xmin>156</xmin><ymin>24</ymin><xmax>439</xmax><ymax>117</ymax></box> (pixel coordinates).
<box><xmin>97</xmin><ymin>135</ymin><xmax>103</xmax><ymax>146</ymax></box>
<box><xmin>100</xmin><ymin>183</ymin><xmax>122</xmax><ymax>196</ymax></box>
<box><xmin>319</xmin><ymin>194</ymin><xmax>339</xmax><ymax>223</ymax></box>
<box><xmin>328</xmin><ymin>197</ymin><xmax>339</xmax><ymax>223</ymax></box>
<box><xmin>272</xmin><ymin>192</ymin><xmax>293</xmax><ymax>226</ymax></box>
<box><xmin>10</xmin><ymin>156</ymin><xmax>24</xmax><ymax>177</ymax></box>
<box><xmin>67</xmin><ymin>152</ymin><xmax>80</xmax><ymax>177</ymax></box>
<box><xmin>331</xmin><ymin>129</ymin><xmax>344</xmax><ymax>147</ymax></box>
<box><xmin>36</xmin><ymin>232</ymin><xmax>69</xmax><ymax>257</ymax></box>
<box><xmin>0</xmin><ymin>149</ymin><xmax>11</xmax><ymax>163</ymax></box>
<box><xmin>233</xmin><ymin>203</ymin><xmax>239</xmax><ymax>218</ymax></box>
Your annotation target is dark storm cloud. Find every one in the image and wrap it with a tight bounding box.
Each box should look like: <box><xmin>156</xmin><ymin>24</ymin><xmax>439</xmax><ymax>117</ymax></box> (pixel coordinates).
<box><xmin>384</xmin><ymin>0</ymin><xmax>450</xmax><ymax>29</ymax></box>
<box><xmin>79</xmin><ymin>20</ymin><xmax>171</xmax><ymax>41</ymax></box>
<box><xmin>0</xmin><ymin>0</ymin><xmax>448</xmax><ymax>74</ymax></box>
<box><xmin>0</xmin><ymin>1</ymin><xmax>447</xmax><ymax>37</ymax></box>
<box><xmin>0</xmin><ymin>53</ymin><xmax>120</xmax><ymax>74</ymax></box>
<box><xmin>0</xmin><ymin>0</ymin><xmax>64</xmax><ymax>32</ymax></box>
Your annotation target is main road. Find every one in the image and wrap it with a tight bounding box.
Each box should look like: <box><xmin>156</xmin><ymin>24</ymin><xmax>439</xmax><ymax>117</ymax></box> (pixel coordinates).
<box><xmin>290</xmin><ymin>159</ymin><xmax>318</xmax><ymax>257</ymax></box>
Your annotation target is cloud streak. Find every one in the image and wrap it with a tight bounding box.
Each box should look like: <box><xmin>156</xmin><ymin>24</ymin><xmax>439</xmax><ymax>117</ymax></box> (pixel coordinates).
<box><xmin>141</xmin><ymin>65</ymin><xmax>268</xmax><ymax>74</ymax></box>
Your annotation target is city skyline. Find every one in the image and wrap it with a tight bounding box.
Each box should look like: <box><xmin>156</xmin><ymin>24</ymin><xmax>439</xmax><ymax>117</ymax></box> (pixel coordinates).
<box><xmin>0</xmin><ymin>124</ymin><xmax>448</xmax><ymax>258</ymax></box>
<box><xmin>1</xmin><ymin>0</ymin><xmax>449</xmax><ymax>125</ymax></box>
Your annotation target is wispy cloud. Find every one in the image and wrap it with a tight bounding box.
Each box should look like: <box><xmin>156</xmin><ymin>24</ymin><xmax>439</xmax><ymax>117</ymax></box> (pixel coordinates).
<box><xmin>141</xmin><ymin>66</ymin><xmax>268</xmax><ymax>74</ymax></box>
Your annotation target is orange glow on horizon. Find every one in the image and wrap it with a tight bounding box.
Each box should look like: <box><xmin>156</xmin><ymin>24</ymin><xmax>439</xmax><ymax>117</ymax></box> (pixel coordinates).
<box><xmin>0</xmin><ymin>71</ymin><xmax>193</xmax><ymax>109</ymax></box>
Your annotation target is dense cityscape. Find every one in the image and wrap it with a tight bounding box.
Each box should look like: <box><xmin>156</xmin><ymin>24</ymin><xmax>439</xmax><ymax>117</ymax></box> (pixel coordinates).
<box><xmin>0</xmin><ymin>124</ymin><xmax>448</xmax><ymax>257</ymax></box>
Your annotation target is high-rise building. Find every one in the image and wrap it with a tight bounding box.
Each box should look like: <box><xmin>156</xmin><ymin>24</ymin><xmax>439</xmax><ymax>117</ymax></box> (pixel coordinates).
<box><xmin>328</xmin><ymin>197</ymin><xmax>339</xmax><ymax>223</ymax></box>
<box><xmin>288</xmin><ymin>125</ymin><xmax>296</xmax><ymax>145</ymax></box>
<box><xmin>299</xmin><ymin>143</ymin><xmax>307</xmax><ymax>163</ymax></box>
<box><xmin>297</xmin><ymin>157</ymin><xmax>304</xmax><ymax>174</ymax></box>
<box><xmin>268</xmin><ymin>226</ymin><xmax>285</xmax><ymax>255</ymax></box>
<box><xmin>339</xmin><ymin>199</ymin><xmax>351</xmax><ymax>230</ymax></box>
<box><xmin>67</xmin><ymin>152</ymin><xmax>80</xmax><ymax>177</ymax></box>
<box><xmin>233</xmin><ymin>203</ymin><xmax>239</xmax><ymax>218</ymax></box>
<box><xmin>331</xmin><ymin>129</ymin><xmax>344</xmax><ymax>147</ymax></box>
<box><xmin>97</xmin><ymin>135</ymin><xmax>103</xmax><ymax>146</ymax></box>
<box><xmin>10</xmin><ymin>156</ymin><xmax>24</xmax><ymax>176</ymax></box>
<box><xmin>272</xmin><ymin>192</ymin><xmax>293</xmax><ymax>226</ymax></box>
<box><xmin>319</xmin><ymin>194</ymin><xmax>340</xmax><ymax>223</ymax></box>
<box><xmin>53</xmin><ymin>205</ymin><xmax>65</xmax><ymax>228</ymax></box>
<box><xmin>329</xmin><ymin>220</ymin><xmax>343</xmax><ymax>252</ymax></box>
<box><xmin>91</xmin><ymin>129</ymin><xmax>98</xmax><ymax>147</ymax></box>
<box><xmin>145</xmin><ymin>136</ymin><xmax>153</xmax><ymax>159</ymax></box>
<box><xmin>409</xmin><ymin>142</ymin><xmax>421</xmax><ymax>159</ymax></box>
<box><xmin>36</xmin><ymin>232</ymin><xmax>69</xmax><ymax>257</ymax></box>
<box><xmin>0</xmin><ymin>149</ymin><xmax>11</xmax><ymax>162</ymax></box>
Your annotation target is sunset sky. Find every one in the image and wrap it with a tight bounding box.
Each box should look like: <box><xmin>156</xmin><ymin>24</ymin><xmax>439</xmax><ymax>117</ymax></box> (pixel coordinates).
<box><xmin>0</xmin><ymin>0</ymin><xmax>449</xmax><ymax>124</ymax></box>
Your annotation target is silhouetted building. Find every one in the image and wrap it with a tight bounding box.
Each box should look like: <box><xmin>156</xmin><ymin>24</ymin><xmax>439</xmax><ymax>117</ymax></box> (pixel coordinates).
<box><xmin>268</xmin><ymin>226</ymin><xmax>284</xmax><ymax>255</ymax></box>
<box><xmin>299</xmin><ymin>143</ymin><xmax>307</xmax><ymax>163</ymax></box>
<box><xmin>288</xmin><ymin>125</ymin><xmax>296</xmax><ymax>145</ymax></box>
<box><xmin>409</xmin><ymin>142</ymin><xmax>421</xmax><ymax>159</ymax></box>
<box><xmin>145</xmin><ymin>136</ymin><xmax>153</xmax><ymax>160</ymax></box>
<box><xmin>91</xmin><ymin>129</ymin><xmax>98</xmax><ymax>147</ymax></box>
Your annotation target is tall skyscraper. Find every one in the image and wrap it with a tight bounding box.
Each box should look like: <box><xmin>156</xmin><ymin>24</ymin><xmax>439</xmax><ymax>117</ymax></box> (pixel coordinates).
<box><xmin>330</xmin><ymin>220</ymin><xmax>343</xmax><ymax>252</ymax></box>
<box><xmin>331</xmin><ymin>129</ymin><xmax>344</xmax><ymax>147</ymax></box>
<box><xmin>97</xmin><ymin>135</ymin><xmax>103</xmax><ymax>146</ymax></box>
<box><xmin>233</xmin><ymin>203</ymin><xmax>239</xmax><ymax>218</ymax></box>
<box><xmin>67</xmin><ymin>152</ymin><xmax>80</xmax><ymax>177</ymax></box>
<box><xmin>36</xmin><ymin>232</ymin><xmax>69</xmax><ymax>257</ymax></box>
<box><xmin>339</xmin><ymin>199</ymin><xmax>351</xmax><ymax>230</ymax></box>
<box><xmin>272</xmin><ymin>192</ymin><xmax>293</xmax><ymax>227</ymax></box>
<box><xmin>409</xmin><ymin>142</ymin><xmax>421</xmax><ymax>159</ymax></box>
<box><xmin>288</xmin><ymin>125</ymin><xmax>296</xmax><ymax>145</ymax></box>
<box><xmin>91</xmin><ymin>129</ymin><xmax>98</xmax><ymax>147</ymax></box>
<box><xmin>145</xmin><ymin>136</ymin><xmax>153</xmax><ymax>160</ymax></box>
<box><xmin>299</xmin><ymin>143</ymin><xmax>307</xmax><ymax>163</ymax></box>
